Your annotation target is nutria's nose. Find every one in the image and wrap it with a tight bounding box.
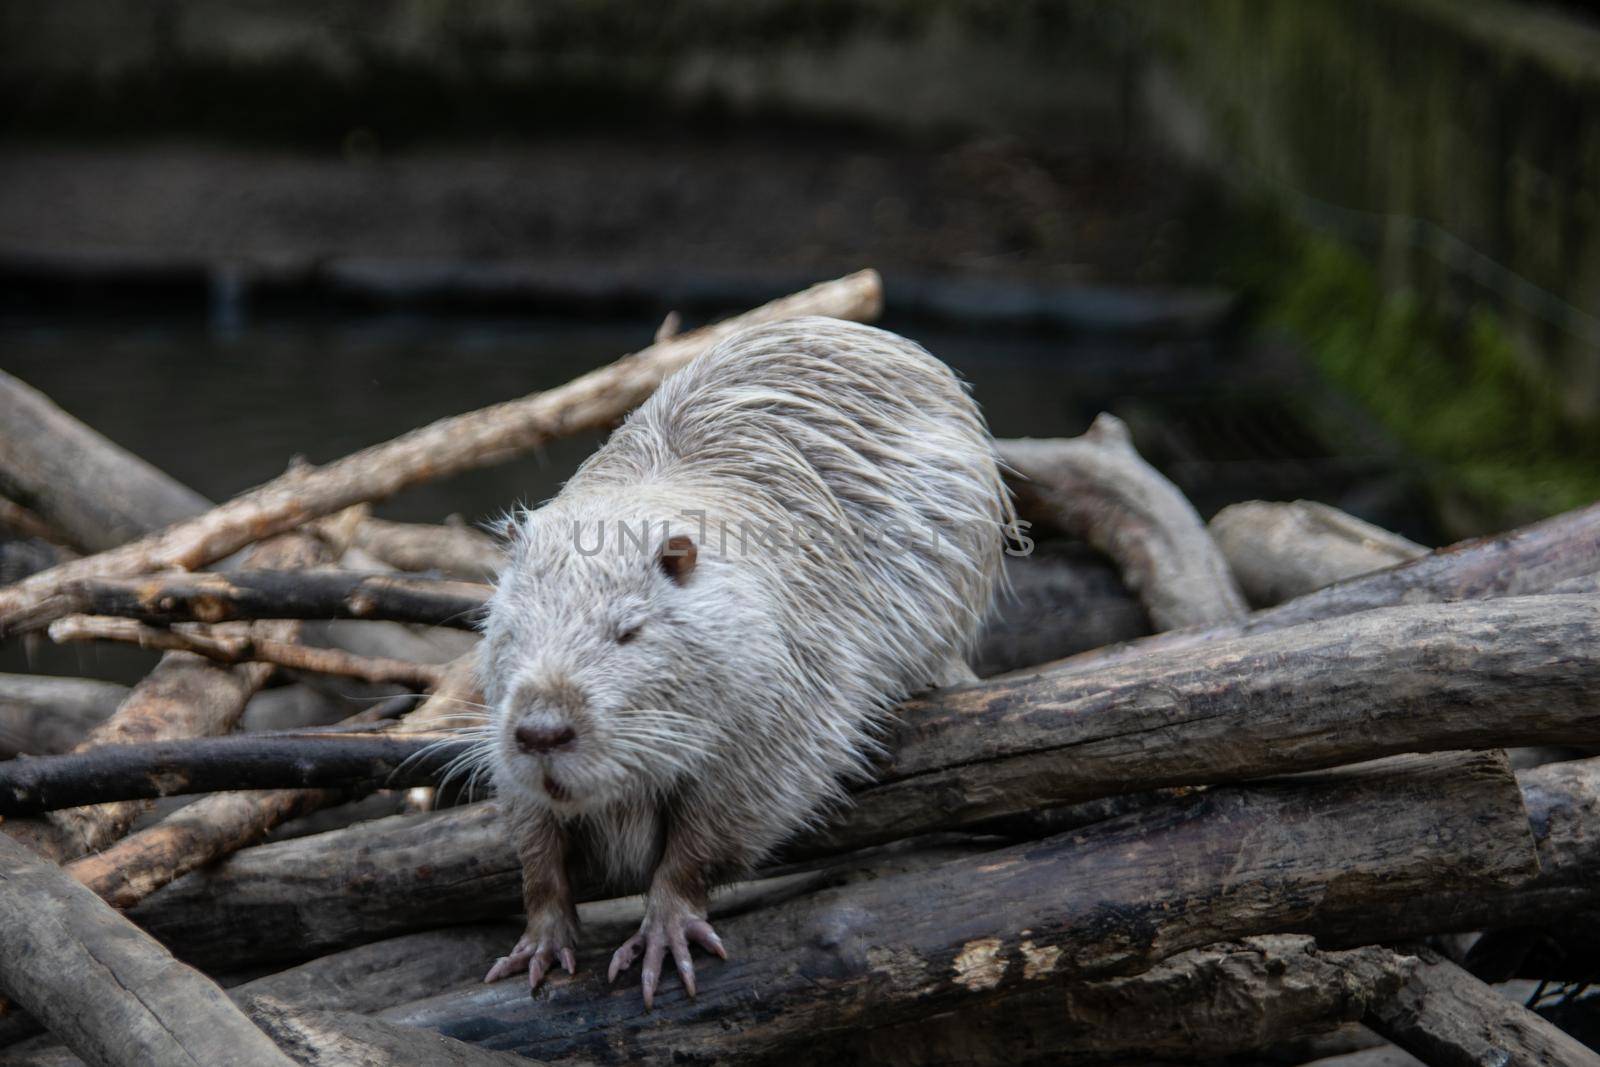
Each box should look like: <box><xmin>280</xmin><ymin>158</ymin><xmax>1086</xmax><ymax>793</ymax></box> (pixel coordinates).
<box><xmin>515</xmin><ymin>722</ymin><xmax>576</xmax><ymax>754</ymax></box>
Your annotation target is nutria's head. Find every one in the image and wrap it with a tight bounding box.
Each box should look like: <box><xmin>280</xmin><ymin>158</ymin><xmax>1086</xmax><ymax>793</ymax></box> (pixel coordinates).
<box><xmin>480</xmin><ymin>495</ymin><xmax>740</xmax><ymax>814</ymax></box>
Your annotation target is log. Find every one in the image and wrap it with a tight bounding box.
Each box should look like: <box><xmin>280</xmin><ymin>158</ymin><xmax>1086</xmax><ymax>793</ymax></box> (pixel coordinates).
<box><xmin>377</xmin><ymin>753</ymin><xmax>1533</xmax><ymax>1064</ymax></box>
<box><xmin>997</xmin><ymin>415</ymin><xmax>1247</xmax><ymax>630</ymax></box>
<box><xmin>247</xmin><ymin>998</ymin><xmax>536</xmax><ymax>1067</ymax></box>
<box><xmin>1363</xmin><ymin>945</ymin><xmax>1600</xmax><ymax>1067</ymax></box>
<box><xmin>0</xmin><ymin>832</ymin><xmax>293</xmax><ymax>1067</ymax></box>
<box><xmin>124</xmin><ymin>597</ymin><xmax>1600</xmax><ymax>962</ymax></box>
<box><xmin>0</xmin><ymin>271</ymin><xmax>883</xmax><ymax>636</ymax></box>
<box><xmin>0</xmin><ymin>730</ymin><xmax>462</xmax><ymax>816</ymax></box>
<box><xmin>1208</xmin><ymin>500</ymin><xmax>1428</xmax><ymax>607</ymax></box>
<box><xmin>25</xmin><ymin>570</ymin><xmax>492</xmax><ymax>634</ymax></box>
<box><xmin>351</xmin><ymin>518</ymin><xmax>505</xmax><ymax>581</ymax></box>
<box><xmin>0</xmin><ymin>496</ymin><xmax>71</xmax><ymax>545</ymax></box>
<box><xmin>47</xmin><ymin>615</ymin><xmax>448</xmax><ymax>690</ymax></box>
<box><xmin>1</xmin><ymin>532</ymin><xmax>327</xmax><ymax>863</ymax></box>
<box><xmin>0</xmin><ymin>674</ymin><xmax>126</xmax><ymax>758</ymax></box>
<box><xmin>0</xmin><ymin>369</ymin><xmax>211</xmax><ymax>552</ymax></box>
<box><xmin>1056</xmin><ymin>498</ymin><xmax>1600</xmax><ymax>673</ymax></box>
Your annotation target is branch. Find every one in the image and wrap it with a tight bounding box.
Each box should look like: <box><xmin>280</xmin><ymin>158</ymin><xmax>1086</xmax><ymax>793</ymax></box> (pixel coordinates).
<box><xmin>1364</xmin><ymin>944</ymin><xmax>1600</xmax><ymax>1067</ymax></box>
<box><xmin>350</xmin><ymin>518</ymin><xmax>505</xmax><ymax>581</ymax></box>
<box><xmin>1209</xmin><ymin>499</ymin><xmax>1428</xmax><ymax>606</ymax></box>
<box><xmin>373</xmin><ymin>753</ymin><xmax>1531</xmax><ymax>1064</ymax></box>
<box><xmin>47</xmin><ymin>616</ymin><xmax>448</xmax><ymax>690</ymax></box>
<box><xmin>0</xmin><ymin>673</ymin><xmax>125</xmax><ymax>758</ymax></box>
<box><xmin>998</xmin><ymin>415</ymin><xmax>1247</xmax><ymax>630</ymax></box>
<box><xmin>0</xmin><ymin>271</ymin><xmax>883</xmax><ymax>636</ymax></box>
<box><xmin>0</xmin><ymin>832</ymin><xmax>294</xmax><ymax>1067</ymax></box>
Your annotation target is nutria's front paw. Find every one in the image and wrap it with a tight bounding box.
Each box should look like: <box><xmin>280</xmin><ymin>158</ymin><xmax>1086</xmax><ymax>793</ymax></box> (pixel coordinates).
<box><xmin>484</xmin><ymin>906</ymin><xmax>579</xmax><ymax>992</ymax></box>
<box><xmin>607</xmin><ymin>902</ymin><xmax>726</xmax><ymax>1009</ymax></box>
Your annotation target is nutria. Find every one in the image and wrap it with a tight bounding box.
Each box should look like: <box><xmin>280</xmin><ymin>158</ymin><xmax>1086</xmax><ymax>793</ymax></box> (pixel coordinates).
<box><xmin>479</xmin><ymin>316</ymin><xmax>1013</xmax><ymax>1005</ymax></box>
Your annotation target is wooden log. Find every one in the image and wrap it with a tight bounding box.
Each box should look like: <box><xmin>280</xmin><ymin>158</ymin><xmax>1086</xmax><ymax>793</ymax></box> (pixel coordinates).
<box><xmin>351</xmin><ymin>518</ymin><xmax>505</xmax><ymax>581</ymax></box>
<box><xmin>24</xmin><ymin>570</ymin><xmax>492</xmax><ymax>634</ymax></box>
<box><xmin>125</xmin><ymin>597</ymin><xmax>1600</xmax><ymax>963</ymax></box>
<box><xmin>998</xmin><ymin>415</ymin><xmax>1247</xmax><ymax>630</ymax></box>
<box><xmin>1208</xmin><ymin>500</ymin><xmax>1428</xmax><ymax>607</ymax></box>
<box><xmin>46</xmin><ymin>615</ymin><xmax>448</xmax><ymax>690</ymax></box>
<box><xmin>0</xmin><ymin>832</ymin><xmax>294</xmax><ymax>1067</ymax></box>
<box><xmin>0</xmin><ymin>496</ymin><xmax>72</xmax><ymax>545</ymax></box>
<box><xmin>1363</xmin><ymin>945</ymin><xmax>1600</xmax><ymax>1067</ymax></box>
<box><xmin>1</xmin><ymin>532</ymin><xmax>327</xmax><ymax>863</ymax></box>
<box><xmin>0</xmin><ymin>369</ymin><xmax>211</xmax><ymax>553</ymax></box>
<box><xmin>0</xmin><ymin>673</ymin><xmax>126</xmax><ymax>758</ymax></box>
<box><xmin>246</xmin><ymin>999</ymin><xmax>535</xmax><ymax>1067</ymax></box>
<box><xmin>1056</xmin><ymin>499</ymin><xmax>1600</xmax><ymax>673</ymax></box>
<box><xmin>376</xmin><ymin>753</ymin><xmax>1533</xmax><ymax>1064</ymax></box>
<box><xmin>0</xmin><ymin>271</ymin><xmax>883</xmax><ymax>636</ymax></box>
<box><xmin>0</xmin><ymin>731</ymin><xmax>461</xmax><ymax>816</ymax></box>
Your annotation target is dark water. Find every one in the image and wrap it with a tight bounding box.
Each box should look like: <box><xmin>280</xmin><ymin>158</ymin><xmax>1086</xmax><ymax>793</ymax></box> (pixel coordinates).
<box><xmin>0</xmin><ymin>306</ymin><xmax>1431</xmax><ymax>682</ymax></box>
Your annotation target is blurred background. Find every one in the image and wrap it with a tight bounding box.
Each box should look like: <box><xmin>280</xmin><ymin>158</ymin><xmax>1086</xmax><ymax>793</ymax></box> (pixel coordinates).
<box><xmin>3</xmin><ymin>0</ymin><xmax>1598</xmax><ymax>550</ymax></box>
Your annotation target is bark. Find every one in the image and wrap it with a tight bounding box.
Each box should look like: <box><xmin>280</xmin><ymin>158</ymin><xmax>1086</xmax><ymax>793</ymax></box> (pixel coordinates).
<box><xmin>810</xmin><ymin>937</ymin><xmax>1414</xmax><ymax>1067</ymax></box>
<box><xmin>0</xmin><ymin>731</ymin><xmax>461</xmax><ymax>816</ymax></box>
<box><xmin>0</xmin><ymin>832</ymin><xmax>293</xmax><ymax>1067</ymax></box>
<box><xmin>0</xmin><ymin>673</ymin><xmax>126</xmax><ymax>758</ymax></box>
<box><xmin>1208</xmin><ymin>500</ymin><xmax>1428</xmax><ymax>607</ymax></box>
<box><xmin>25</xmin><ymin>569</ymin><xmax>491</xmax><ymax>634</ymax></box>
<box><xmin>1056</xmin><ymin>498</ymin><xmax>1600</xmax><ymax>673</ymax></box>
<box><xmin>1</xmin><ymin>532</ymin><xmax>327</xmax><ymax>862</ymax></box>
<box><xmin>1363</xmin><ymin>945</ymin><xmax>1600</xmax><ymax>1067</ymax></box>
<box><xmin>0</xmin><ymin>496</ymin><xmax>71</xmax><ymax>545</ymax></box>
<box><xmin>0</xmin><ymin>369</ymin><xmax>212</xmax><ymax>552</ymax></box>
<box><xmin>0</xmin><ymin>271</ymin><xmax>883</xmax><ymax>636</ymax></box>
<box><xmin>246</xmin><ymin>998</ymin><xmax>539</xmax><ymax>1067</ymax></box>
<box><xmin>375</xmin><ymin>753</ymin><xmax>1533</xmax><ymax>1064</ymax></box>
<box><xmin>47</xmin><ymin>615</ymin><xmax>447</xmax><ymax>690</ymax></box>
<box><xmin>351</xmin><ymin>518</ymin><xmax>505</xmax><ymax>581</ymax></box>
<box><xmin>124</xmin><ymin>597</ymin><xmax>1600</xmax><ymax>962</ymax></box>
<box><xmin>997</xmin><ymin>415</ymin><xmax>1247</xmax><ymax>630</ymax></box>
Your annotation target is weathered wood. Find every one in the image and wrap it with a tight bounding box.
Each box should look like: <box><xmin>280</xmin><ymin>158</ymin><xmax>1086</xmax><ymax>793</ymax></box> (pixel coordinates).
<box><xmin>0</xmin><ymin>832</ymin><xmax>294</xmax><ymax>1067</ymax></box>
<box><xmin>811</xmin><ymin>937</ymin><xmax>1414</xmax><ymax>1067</ymax></box>
<box><xmin>0</xmin><ymin>271</ymin><xmax>883</xmax><ymax>636</ymax></box>
<box><xmin>0</xmin><ymin>369</ymin><xmax>212</xmax><ymax>553</ymax></box>
<box><xmin>0</xmin><ymin>730</ymin><xmax>460</xmax><ymax>816</ymax></box>
<box><xmin>351</xmin><ymin>518</ymin><xmax>505</xmax><ymax>581</ymax></box>
<box><xmin>246</xmin><ymin>998</ymin><xmax>536</xmax><ymax>1067</ymax></box>
<box><xmin>26</xmin><ymin>570</ymin><xmax>491</xmax><ymax>633</ymax></box>
<box><xmin>125</xmin><ymin>597</ymin><xmax>1600</xmax><ymax>962</ymax></box>
<box><xmin>47</xmin><ymin>615</ymin><xmax>448</xmax><ymax>690</ymax></box>
<box><xmin>1057</xmin><ymin>499</ymin><xmax>1600</xmax><ymax>673</ymax></box>
<box><xmin>377</xmin><ymin>753</ymin><xmax>1533</xmax><ymax>1064</ymax></box>
<box><xmin>1</xmin><ymin>532</ymin><xmax>326</xmax><ymax>862</ymax></box>
<box><xmin>0</xmin><ymin>673</ymin><xmax>125</xmax><ymax>758</ymax></box>
<box><xmin>1208</xmin><ymin>500</ymin><xmax>1428</xmax><ymax>607</ymax></box>
<box><xmin>0</xmin><ymin>496</ymin><xmax>71</xmax><ymax>546</ymax></box>
<box><xmin>998</xmin><ymin>415</ymin><xmax>1247</xmax><ymax>630</ymax></box>
<box><xmin>1363</xmin><ymin>945</ymin><xmax>1600</xmax><ymax>1067</ymax></box>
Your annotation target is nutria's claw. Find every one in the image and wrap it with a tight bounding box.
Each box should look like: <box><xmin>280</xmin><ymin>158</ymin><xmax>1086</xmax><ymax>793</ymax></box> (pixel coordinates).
<box><xmin>608</xmin><ymin>913</ymin><xmax>726</xmax><ymax>1009</ymax></box>
<box><xmin>484</xmin><ymin>927</ymin><xmax>578</xmax><ymax>992</ymax></box>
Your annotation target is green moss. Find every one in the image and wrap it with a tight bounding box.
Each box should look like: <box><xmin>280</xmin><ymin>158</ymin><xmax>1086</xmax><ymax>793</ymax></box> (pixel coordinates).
<box><xmin>1254</xmin><ymin>228</ymin><xmax>1600</xmax><ymax>530</ymax></box>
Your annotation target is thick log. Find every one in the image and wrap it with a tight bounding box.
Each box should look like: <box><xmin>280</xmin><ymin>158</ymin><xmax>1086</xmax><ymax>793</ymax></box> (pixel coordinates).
<box><xmin>1208</xmin><ymin>500</ymin><xmax>1428</xmax><ymax>607</ymax></box>
<box><xmin>0</xmin><ymin>369</ymin><xmax>211</xmax><ymax>553</ymax></box>
<box><xmin>0</xmin><ymin>832</ymin><xmax>293</xmax><ymax>1067</ymax></box>
<box><xmin>1</xmin><ymin>532</ymin><xmax>326</xmax><ymax>862</ymax></box>
<box><xmin>124</xmin><ymin>597</ymin><xmax>1600</xmax><ymax>962</ymax></box>
<box><xmin>998</xmin><ymin>415</ymin><xmax>1247</xmax><ymax>630</ymax></box>
<box><xmin>1057</xmin><ymin>499</ymin><xmax>1600</xmax><ymax>673</ymax></box>
<box><xmin>0</xmin><ymin>496</ymin><xmax>70</xmax><ymax>545</ymax></box>
<box><xmin>0</xmin><ymin>730</ymin><xmax>460</xmax><ymax>816</ymax></box>
<box><xmin>26</xmin><ymin>570</ymin><xmax>491</xmax><ymax>633</ymax></box>
<box><xmin>47</xmin><ymin>615</ymin><xmax>447</xmax><ymax>690</ymax></box>
<box><xmin>376</xmin><ymin>753</ymin><xmax>1533</xmax><ymax>1064</ymax></box>
<box><xmin>246</xmin><ymin>999</ymin><xmax>534</xmax><ymax>1067</ymax></box>
<box><xmin>0</xmin><ymin>271</ymin><xmax>883</xmax><ymax>636</ymax></box>
<box><xmin>0</xmin><ymin>673</ymin><xmax>126</xmax><ymax>758</ymax></box>
<box><xmin>1363</xmin><ymin>945</ymin><xmax>1600</xmax><ymax>1067</ymax></box>
<box><xmin>351</xmin><ymin>518</ymin><xmax>505</xmax><ymax>581</ymax></box>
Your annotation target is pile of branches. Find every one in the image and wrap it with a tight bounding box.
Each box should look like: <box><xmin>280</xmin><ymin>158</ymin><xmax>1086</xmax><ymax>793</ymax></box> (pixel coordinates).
<box><xmin>1</xmin><ymin>270</ymin><xmax>1598</xmax><ymax>1067</ymax></box>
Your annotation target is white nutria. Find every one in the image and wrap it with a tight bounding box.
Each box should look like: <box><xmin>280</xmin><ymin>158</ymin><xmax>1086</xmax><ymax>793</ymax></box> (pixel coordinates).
<box><xmin>479</xmin><ymin>316</ymin><xmax>1013</xmax><ymax>1005</ymax></box>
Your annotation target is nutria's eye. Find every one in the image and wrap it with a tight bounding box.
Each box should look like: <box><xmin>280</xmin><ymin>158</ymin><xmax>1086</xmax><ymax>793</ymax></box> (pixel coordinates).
<box><xmin>616</xmin><ymin>624</ymin><xmax>642</xmax><ymax>645</ymax></box>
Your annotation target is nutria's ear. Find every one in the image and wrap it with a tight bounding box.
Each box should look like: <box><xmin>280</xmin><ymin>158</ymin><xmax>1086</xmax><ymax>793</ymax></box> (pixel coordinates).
<box><xmin>659</xmin><ymin>534</ymin><xmax>697</xmax><ymax>585</ymax></box>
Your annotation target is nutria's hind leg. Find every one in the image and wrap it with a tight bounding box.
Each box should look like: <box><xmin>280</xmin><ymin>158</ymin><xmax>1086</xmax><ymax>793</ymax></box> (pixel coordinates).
<box><xmin>924</xmin><ymin>654</ymin><xmax>978</xmax><ymax>691</ymax></box>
